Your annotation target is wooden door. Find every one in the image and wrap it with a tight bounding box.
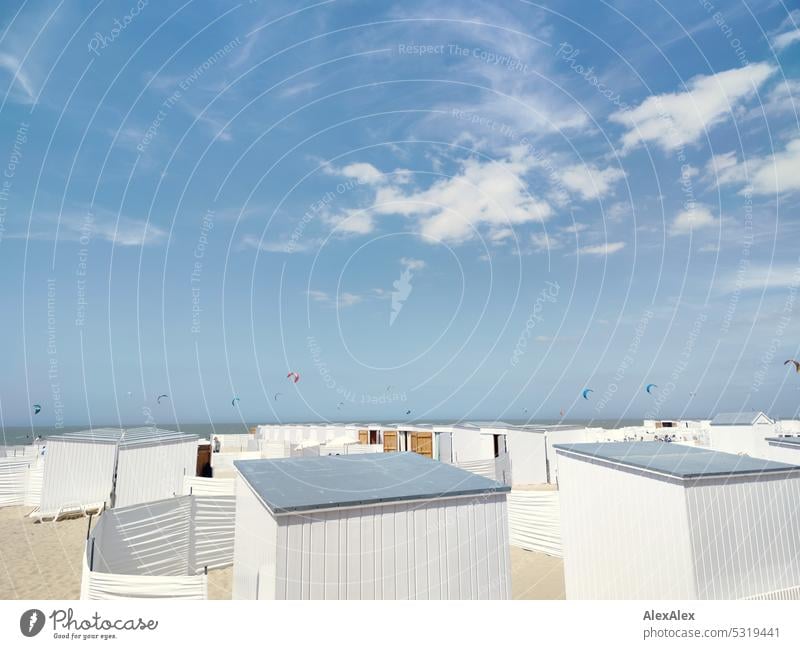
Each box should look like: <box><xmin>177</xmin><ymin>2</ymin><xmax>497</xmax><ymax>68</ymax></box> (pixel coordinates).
<box><xmin>383</xmin><ymin>430</ymin><xmax>397</xmax><ymax>452</ymax></box>
<box><xmin>359</xmin><ymin>430</ymin><xmax>369</xmax><ymax>445</ymax></box>
<box><xmin>196</xmin><ymin>443</ymin><xmax>212</xmax><ymax>477</ymax></box>
<box><xmin>410</xmin><ymin>432</ymin><xmax>433</xmax><ymax>458</ymax></box>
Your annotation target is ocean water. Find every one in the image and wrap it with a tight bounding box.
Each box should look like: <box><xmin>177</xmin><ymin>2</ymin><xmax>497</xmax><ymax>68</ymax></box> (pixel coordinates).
<box><xmin>0</xmin><ymin>418</ymin><xmax>646</xmax><ymax>446</ymax></box>
<box><xmin>0</xmin><ymin>422</ymin><xmax>255</xmax><ymax>446</ymax></box>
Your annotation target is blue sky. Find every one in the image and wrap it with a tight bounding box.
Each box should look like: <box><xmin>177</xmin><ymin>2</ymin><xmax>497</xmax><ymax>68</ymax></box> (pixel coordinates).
<box><xmin>1</xmin><ymin>0</ymin><xmax>799</xmax><ymax>428</ymax></box>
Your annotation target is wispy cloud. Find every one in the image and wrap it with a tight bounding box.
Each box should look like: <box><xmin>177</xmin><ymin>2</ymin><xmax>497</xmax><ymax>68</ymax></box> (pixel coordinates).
<box><xmin>10</xmin><ymin>212</ymin><xmax>166</xmax><ymax>247</ymax></box>
<box><xmin>578</xmin><ymin>241</ymin><xmax>626</xmax><ymax>256</ymax></box>
<box><xmin>239</xmin><ymin>233</ymin><xmax>323</xmax><ymax>254</ymax></box>
<box><xmin>0</xmin><ymin>53</ymin><xmax>35</xmax><ymax>103</ymax></box>
<box><xmin>306</xmin><ymin>289</ymin><xmax>363</xmax><ymax>308</ymax></box>
<box><xmin>720</xmin><ymin>264</ymin><xmax>800</xmax><ymax>293</ymax></box>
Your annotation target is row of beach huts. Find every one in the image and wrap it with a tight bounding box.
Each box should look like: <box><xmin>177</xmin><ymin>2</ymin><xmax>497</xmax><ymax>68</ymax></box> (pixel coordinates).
<box><xmin>1</xmin><ymin>412</ymin><xmax>800</xmax><ymax>600</ymax></box>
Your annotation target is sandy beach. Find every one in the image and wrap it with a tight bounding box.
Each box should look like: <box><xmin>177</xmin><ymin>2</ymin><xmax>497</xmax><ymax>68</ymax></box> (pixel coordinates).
<box><xmin>0</xmin><ymin>505</ymin><xmax>563</xmax><ymax>600</ymax></box>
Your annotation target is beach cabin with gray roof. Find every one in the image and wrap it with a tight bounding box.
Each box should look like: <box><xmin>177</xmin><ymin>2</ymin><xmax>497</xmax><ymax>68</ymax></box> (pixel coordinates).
<box><xmin>232</xmin><ymin>452</ymin><xmax>511</xmax><ymax>599</ymax></box>
<box><xmin>708</xmin><ymin>411</ymin><xmax>775</xmax><ymax>457</ymax></box>
<box><xmin>556</xmin><ymin>441</ymin><xmax>800</xmax><ymax>600</ymax></box>
<box><xmin>38</xmin><ymin>427</ymin><xmax>198</xmax><ymax>518</ymax></box>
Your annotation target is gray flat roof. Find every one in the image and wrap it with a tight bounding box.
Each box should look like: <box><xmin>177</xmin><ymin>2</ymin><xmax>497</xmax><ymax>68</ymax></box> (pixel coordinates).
<box><xmin>554</xmin><ymin>441</ymin><xmax>800</xmax><ymax>479</ymax></box>
<box><xmin>48</xmin><ymin>427</ymin><xmax>197</xmax><ymax>447</ymax></box>
<box><xmin>766</xmin><ymin>437</ymin><xmax>800</xmax><ymax>448</ymax></box>
<box><xmin>235</xmin><ymin>452</ymin><xmax>509</xmax><ymax>514</ymax></box>
<box><xmin>710</xmin><ymin>411</ymin><xmax>772</xmax><ymax>426</ymax></box>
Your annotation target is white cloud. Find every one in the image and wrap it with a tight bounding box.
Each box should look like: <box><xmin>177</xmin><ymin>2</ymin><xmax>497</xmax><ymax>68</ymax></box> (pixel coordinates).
<box><xmin>400</xmin><ymin>257</ymin><xmax>426</xmax><ymax>271</ymax></box>
<box><xmin>772</xmin><ymin>29</ymin><xmax>800</xmax><ymax>51</ymax></box>
<box><xmin>562</xmin><ymin>222</ymin><xmax>588</xmax><ymax>234</ymax></box>
<box><xmin>610</xmin><ymin>63</ymin><xmax>776</xmax><ymax>153</ymax></box>
<box><xmin>360</xmin><ymin>147</ymin><xmax>553</xmax><ymax>244</ymax></box>
<box><xmin>670</xmin><ymin>204</ymin><xmax>718</xmax><ymax>235</ymax></box>
<box><xmin>336</xmin><ymin>162</ymin><xmax>384</xmax><ymax>185</ymax></box>
<box><xmin>339</xmin><ymin>292</ymin><xmax>363</xmax><ymax>307</ymax></box>
<box><xmin>720</xmin><ymin>264</ymin><xmax>800</xmax><ymax>293</ymax></box>
<box><xmin>530</xmin><ymin>231</ymin><xmax>561</xmax><ymax>252</ymax></box>
<box><xmin>578</xmin><ymin>241</ymin><xmax>626</xmax><ymax>256</ymax></box>
<box><xmin>559</xmin><ymin>164</ymin><xmax>626</xmax><ymax>200</ymax></box>
<box><xmin>306</xmin><ymin>289</ymin><xmax>364</xmax><ymax>308</ymax></box>
<box><xmin>707</xmin><ymin>139</ymin><xmax>800</xmax><ymax>195</ymax></box>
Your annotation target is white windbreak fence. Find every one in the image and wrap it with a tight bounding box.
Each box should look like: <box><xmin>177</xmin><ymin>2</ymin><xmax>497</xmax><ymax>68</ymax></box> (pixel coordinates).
<box><xmin>507</xmin><ymin>490</ymin><xmax>562</xmax><ymax>557</ymax></box>
<box><xmin>39</xmin><ymin>439</ymin><xmax>116</xmax><ymax>516</ymax></box>
<box><xmin>114</xmin><ymin>440</ymin><xmax>197</xmax><ymax>508</ymax></box>
<box><xmin>182</xmin><ymin>476</ymin><xmax>235</xmax><ymax>496</ymax></box>
<box><xmin>0</xmin><ymin>457</ymin><xmax>33</xmax><ymax>506</ymax></box>
<box><xmin>90</xmin><ymin>497</ymin><xmax>193</xmax><ymax>576</ymax></box>
<box><xmin>321</xmin><ymin>443</ymin><xmax>382</xmax><ymax>456</ymax></box>
<box><xmin>83</xmin><ymin>488</ymin><xmax>236</xmax><ymax>599</ymax></box>
<box><xmin>192</xmin><ymin>494</ymin><xmax>236</xmax><ymax>571</ymax></box>
<box><xmin>455</xmin><ymin>458</ymin><xmax>497</xmax><ymax>480</ymax></box>
<box><xmin>81</xmin><ymin>554</ymin><xmax>207</xmax><ymax>600</ymax></box>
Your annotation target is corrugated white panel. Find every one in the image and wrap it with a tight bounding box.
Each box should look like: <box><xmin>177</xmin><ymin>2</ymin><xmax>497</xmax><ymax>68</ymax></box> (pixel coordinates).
<box><xmin>81</xmin><ymin>553</ymin><xmax>207</xmax><ymax>600</ymax></box>
<box><xmin>708</xmin><ymin>424</ymin><xmax>775</xmax><ymax>458</ymax></box>
<box><xmin>686</xmin><ymin>475</ymin><xmax>800</xmax><ymax>600</ymax></box>
<box><xmin>90</xmin><ymin>496</ymin><xmax>193</xmax><ymax>577</ymax></box>
<box><xmin>114</xmin><ymin>440</ymin><xmax>196</xmax><ymax>508</ymax></box>
<box><xmin>182</xmin><ymin>476</ymin><xmax>235</xmax><ymax>496</ymax></box>
<box><xmin>232</xmin><ymin>474</ymin><xmax>278</xmax><ymax>599</ymax></box>
<box><xmin>259</xmin><ymin>441</ymin><xmax>292</xmax><ymax>458</ymax></box>
<box><xmin>507</xmin><ymin>490</ymin><xmax>562</xmax><ymax>557</ymax></box>
<box><xmin>212</xmin><ymin>450</ymin><xmax>261</xmax><ymax>472</ymax></box>
<box><xmin>39</xmin><ymin>438</ymin><xmax>117</xmax><ymax>516</ymax></box>
<box><xmin>24</xmin><ymin>459</ymin><xmax>44</xmax><ymax>506</ymax></box>
<box><xmin>505</xmin><ymin>431</ymin><xmax>548</xmax><ymax>485</ymax></box>
<box><xmin>558</xmin><ymin>454</ymin><xmax>696</xmax><ymax>599</ymax></box>
<box><xmin>192</xmin><ymin>494</ymin><xmax>236</xmax><ymax>572</ymax></box>
<box><xmin>269</xmin><ymin>495</ymin><xmax>510</xmax><ymax>600</ymax></box>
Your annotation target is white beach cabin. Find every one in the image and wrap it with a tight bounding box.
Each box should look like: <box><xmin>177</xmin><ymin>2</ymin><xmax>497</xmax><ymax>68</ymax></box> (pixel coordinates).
<box><xmin>707</xmin><ymin>411</ymin><xmax>775</xmax><ymax>457</ymax></box>
<box><xmin>39</xmin><ymin>427</ymin><xmax>198</xmax><ymax>518</ymax></box>
<box><xmin>556</xmin><ymin>441</ymin><xmax>800</xmax><ymax>599</ymax></box>
<box><xmin>765</xmin><ymin>436</ymin><xmax>800</xmax><ymax>464</ymax></box>
<box><xmin>232</xmin><ymin>452</ymin><xmax>512</xmax><ymax>599</ymax></box>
